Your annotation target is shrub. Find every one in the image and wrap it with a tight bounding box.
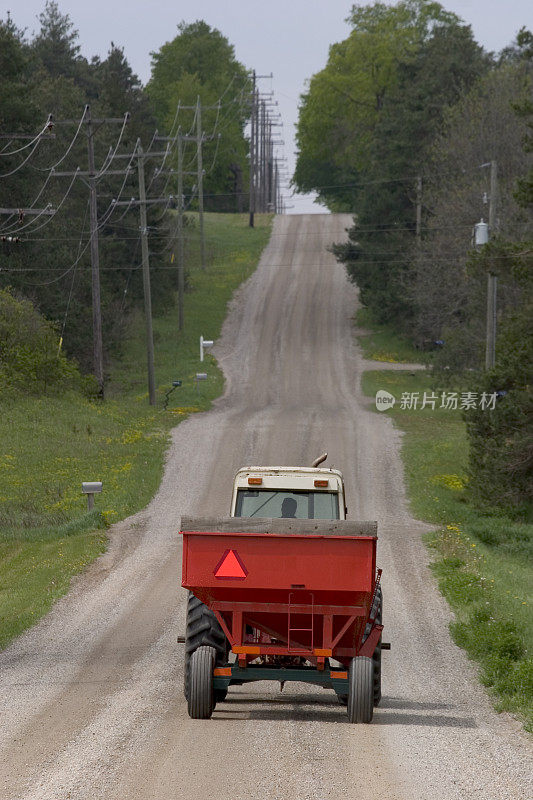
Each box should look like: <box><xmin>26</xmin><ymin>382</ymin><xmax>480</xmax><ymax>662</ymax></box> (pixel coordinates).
<box><xmin>0</xmin><ymin>288</ymin><xmax>81</xmax><ymax>394</ymax></box>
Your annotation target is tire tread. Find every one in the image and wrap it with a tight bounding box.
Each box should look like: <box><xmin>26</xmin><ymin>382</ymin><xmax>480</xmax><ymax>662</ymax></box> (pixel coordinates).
<box><xmin>188</xmin><ymin>645</ymin><xmax>215</xmax><ymax>719</ymax></box>
<box><xmin>184</xmin><ymin>592</ymin><xmax>227</xmax><ymax>700</ymax></box>
<box><xmin>347</xmin><ymin>656</ymin><xmax>374</xmax><ymax>723</ymax></box>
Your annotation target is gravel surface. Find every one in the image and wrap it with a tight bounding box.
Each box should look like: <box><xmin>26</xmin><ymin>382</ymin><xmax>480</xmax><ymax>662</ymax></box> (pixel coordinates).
<box><xmin>0</xmin><ymin>214</ymin><xmax>531</xmax><ymax>800</ymax></box>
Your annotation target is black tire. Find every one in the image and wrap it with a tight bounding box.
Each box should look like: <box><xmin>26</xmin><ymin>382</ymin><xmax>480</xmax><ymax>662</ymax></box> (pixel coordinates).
<box><xmin>188</xmin><ymin>646</ymin><xmax>215</xmax><ymax>719</ymax></box>
<box><xmin>347</xmin><ymin>656</ymin><xmax>374</xmax><ymax>723</ymax></box>
<box><xmin>372</xmin><ymin>588</ymin><xmax>382</xmax><ymax>706</ymax></box>
<box><xmin>363</xmin><ymin>587</ymin><xmax>383</xmax><ymax>707</ymax></box>
<box><xmin>184</xmin><ymin>592</ymin><xmax>228</xmax><ymax>700</ymax></box>
<box><xmin>339</xmin><ymin>589</ymin><xmax>383</xmax><ymax>709</ymax></box>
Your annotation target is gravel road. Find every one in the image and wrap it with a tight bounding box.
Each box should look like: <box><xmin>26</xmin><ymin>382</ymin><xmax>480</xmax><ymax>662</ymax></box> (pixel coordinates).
<box><xmin>1</xmin><ymin>214</ymin><xmax>531</xmax><ymax>800</ymax></box>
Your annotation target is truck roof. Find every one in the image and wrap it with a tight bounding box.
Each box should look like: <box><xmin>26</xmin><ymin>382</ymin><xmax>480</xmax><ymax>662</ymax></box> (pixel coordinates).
<box><xmin>235</xmin><ymin>466</ymin><xmax>344</xmax><ymax>478</ymax></box>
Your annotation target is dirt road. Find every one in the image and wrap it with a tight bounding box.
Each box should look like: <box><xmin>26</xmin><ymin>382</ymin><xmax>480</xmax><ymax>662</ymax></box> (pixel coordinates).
<box><xmin>1</xmin><ymin>214</ymin><xmax>530</xmax><ymax>800</ymax></box>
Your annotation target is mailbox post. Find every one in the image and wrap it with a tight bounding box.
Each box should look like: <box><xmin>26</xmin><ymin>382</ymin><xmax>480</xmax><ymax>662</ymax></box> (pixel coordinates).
<box><xmin>195</xmin><ymin>373</ymin><xmax>208</xmax><ymax>391</ymax></box>
<box><xmin>82</xmin><ymin>481</ymin><xmax>102</xmax><ymax>511</ymax></box>
<box><xmin>164</xmin><ymin>379</ymin><xmax>182</xmax><ymax>410</ymax></box>
<box><xmin>200</xmin><ymin>335</ymin><xmax>214</xmax><ymax>362</ymax></box>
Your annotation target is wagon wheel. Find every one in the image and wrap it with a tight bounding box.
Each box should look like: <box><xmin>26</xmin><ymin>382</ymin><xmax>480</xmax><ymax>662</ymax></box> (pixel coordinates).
<box><xmin>372</xmin><ymin>590</ymin><xmax>382</xmax><ymax>707</ymax></box>
<box><xmin>184</xmin><ymin>592</ymin><xmax>229</xmax><ymax>702</ymax></box>
<box><xmin>187</xmin><ymin>646</ymin><xmax>216</xmax><ymax>719</ymax></box>
<box><xmin>362</xmin><ymin>586</ymin><xmax>383</xmax><ymax>707</ymax></box>
<box><xmin>347</xmin><ymin>656</ymin><xmax>374</xmax><ymax>723</ymax></box>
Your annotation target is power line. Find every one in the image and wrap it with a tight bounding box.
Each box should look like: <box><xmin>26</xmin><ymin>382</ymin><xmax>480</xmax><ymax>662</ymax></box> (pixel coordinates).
<box><xmin>94</xmin><ymin>114</ymin><xmax>130</xmax><ymax>180</ymax></box>
<box><xmin>1</xmin><ymin>73</ymin><xmax>283</xmax><ymax>352</ymax></box>
<box><xmin>50</xmin><ymin>105</ymin><xmax>132</xmax><ymax>393</ymax></box>
<box><xmin>0</xmin><ymin>204</ymin><xmax>54</xmax><ymax>234</ymax></box>
<box><xmin>0</xmin><ymin>116</ymin><xmax>53</xmax><ymax>157</ymax></box>
<box><xmin>0</xmin><ymin>169</ymin><xmax>55</xmax><ymax>231</ymax></box>
<box><xmin>292</xmin><ymin>164</ymin><xmax>512</xmax><ymax>194</ymax></box>
<box><xmin>7</xmin><ymin>250</ymin><xmax>528</xmax><ymax>274</ymax></box>
<box><xmin>30</xmin><ymin>109</ymin><xmax>87</xmax><ymax>172</ymax></box>
<box><xmin>1</xmin><ymin>170</ymin><xmax>80</xmax><ymax>236</ymax></box>
<box><xmin>136</xmin><ymin>142</ymin><xmax>156</xmax><ymax>405</ymax></box>
<box><xmin>58</xmin><ymin>199</ymin><xmax>90</xmax><ymax>352</ymax></box>
<box><xmin>0</xmin><ymin>138</ymin><xmax>41</xmax><ymax>178</ymax></box>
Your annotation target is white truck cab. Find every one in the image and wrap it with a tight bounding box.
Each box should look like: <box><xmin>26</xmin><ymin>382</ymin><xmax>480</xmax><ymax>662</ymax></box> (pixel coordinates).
<box><xmin>230</xmin><ymin>464</ymin><xmax>347</xmax><ymax>520</ymax></box>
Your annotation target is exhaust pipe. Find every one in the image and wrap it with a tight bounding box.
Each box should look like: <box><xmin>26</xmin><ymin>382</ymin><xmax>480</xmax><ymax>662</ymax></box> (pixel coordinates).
<box><xmin>312</xmin><ymin>452</ymin><xmax>328</xmax><ymax>468</ymax></box>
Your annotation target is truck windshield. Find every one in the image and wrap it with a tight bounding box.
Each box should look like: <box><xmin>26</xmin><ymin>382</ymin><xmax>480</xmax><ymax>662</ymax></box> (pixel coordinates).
<box><xmin>235</xmin><ymin>490</ymin><xmax>339</xmax><ymax>520</ymax></box>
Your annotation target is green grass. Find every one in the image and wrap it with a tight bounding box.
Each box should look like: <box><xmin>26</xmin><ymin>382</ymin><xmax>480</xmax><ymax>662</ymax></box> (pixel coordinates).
<box><xmin>0</xmin><ymin>212</ymin><xmax>273</xmax><ymax>649</ymax></box>
<box><xmin>0</xmin><ymin>532</ymin><xmax>106</xmax><ymax>650</ymax></box>
<box><xmin>355</xmin><ymin>306</ymin><xmax>427</xmax><ymax>364</ymax></box>
<box><xmin>361</xmin><ymin>366</ymin><xmax>533</xmax><ymax>730</ymax></box>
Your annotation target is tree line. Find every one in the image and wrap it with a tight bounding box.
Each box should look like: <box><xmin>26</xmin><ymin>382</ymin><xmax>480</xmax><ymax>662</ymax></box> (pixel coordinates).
<box><xmin>0</xmin><ymin>3</ymin><xmax>251</xmax><ymax>378</ymax></box>
<box><xmin>294</xmin><ymin>0</ymin><xmax>532</xmax><ymax>515</ymax></box>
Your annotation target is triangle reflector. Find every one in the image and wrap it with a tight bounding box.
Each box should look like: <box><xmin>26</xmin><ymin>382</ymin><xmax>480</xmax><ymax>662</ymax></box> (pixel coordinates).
<box><xmin>214</xmin><ymin>549</ymin><xmax>248</xmax><ymax>580</ymax></box>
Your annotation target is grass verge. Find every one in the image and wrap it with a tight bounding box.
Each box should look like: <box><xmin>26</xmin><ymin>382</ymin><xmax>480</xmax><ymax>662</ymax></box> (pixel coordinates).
<box><xmin>360</xmin><ymin>367</ymin><xmax>532</xmax><ymax>731</ymax></box>
<box><xmin>355</xmin><ymin>306</ymin><xmax>428</xmax><ymax>364</ymax></box>
<box><xmin>0</xmin><ymin>212</ymin><xmax>272</xmax><ymax>650</ymax></box>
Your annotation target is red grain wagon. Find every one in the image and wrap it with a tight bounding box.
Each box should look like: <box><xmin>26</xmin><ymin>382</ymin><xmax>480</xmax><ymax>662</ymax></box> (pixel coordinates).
<box><xmin>180</xmin><ymin>516</ymin><xmax>385</xmax><ymax>722</ymax></box>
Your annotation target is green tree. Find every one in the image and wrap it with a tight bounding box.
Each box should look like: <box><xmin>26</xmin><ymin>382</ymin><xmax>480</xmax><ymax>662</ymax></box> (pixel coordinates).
<box><xmin>294</xmin><ymin>0</ymin><xmax>463</xmax><ymax>209</ymax></box>
<box><xmin>147</xmin><ymin>21</ymin><xmax>250</xmax><ymax>210</ymax></box>
<box><xmin>464</xmin><ymin>37</ymin><xmax>533</xmax><ymax>514</ymax></box>
<box><xmin>0</xmin><ymin>287</ymin><xmax>81</xmax><ymax>394</ymax></box>
<box><xmin>0</xmin><ymin>11</ymin><xmax>172</xmax><ymax>375</ymax></box>
<box><xmin>331</xmin><ymin>10</ymin><xmax>487</xmax><ymax>324</ymax></box>
<box><xmin>513</xmin><ymin>29</ymin><xmax>533</xmax><ymax>207</ymax></box>
<box><xmin>148</xmin><ymin>21</ymin><xmax>247</xmax><ymax>118</ymax></box>
<box><xmin>465</xmin><ymin>244</ymin><xmax>532</xmax><ymax>515</ymax></box>
<box><xmin>409</xmin><ymin>58</ymin><xmax>530</xmax><ymax>362</ymax></box>
<box><xmin>0</xmin><ymin>15</ymin><xmax>36</xmax><ymax>129</ymax></box>
<box><xmin>32</xmin><ymin>1</ymin><xmax>82</xmax><ymax>81</ymax></box>
<box><xmin>96</xmin><ymin>44</ymin><xmax>155</xmax><ymax>129</ymax></box>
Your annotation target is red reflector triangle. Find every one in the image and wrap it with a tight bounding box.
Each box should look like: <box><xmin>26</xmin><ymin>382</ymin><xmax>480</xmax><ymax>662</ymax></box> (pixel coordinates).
<box><xmin>214</xmin><ymin>549</ymin><xmax>248</xmax><ymax>580</ymax></box>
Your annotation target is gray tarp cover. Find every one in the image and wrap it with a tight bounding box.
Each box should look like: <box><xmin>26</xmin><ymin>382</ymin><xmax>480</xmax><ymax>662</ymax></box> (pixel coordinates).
<box><xmin>180</xmin><ymin>516</ymin><xmax>377</xmax><ymax>537</ymax></box>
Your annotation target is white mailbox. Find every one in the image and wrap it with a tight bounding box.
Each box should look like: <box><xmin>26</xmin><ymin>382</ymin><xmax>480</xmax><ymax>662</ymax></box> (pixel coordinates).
<box><xmin>82</xmin><ymin>481</ymin><xmax>102</xmax><ymax>511</ymax></box>
<box><xmin>200</xmin><ymin>335</ymin><xmax>214</xmax><ymax>362</ymax></box>
<box><xmin>195</xmin><ymin>372</ymin><xmax>208</xmax><ymax>391</ymax></box>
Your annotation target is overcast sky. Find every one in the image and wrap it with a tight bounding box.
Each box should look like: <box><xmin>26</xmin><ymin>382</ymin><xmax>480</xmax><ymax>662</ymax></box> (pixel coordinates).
<box><xmin>2</xmin><ymin>1</ymin><xmax>531</xmax><ymax>213</ymax></box>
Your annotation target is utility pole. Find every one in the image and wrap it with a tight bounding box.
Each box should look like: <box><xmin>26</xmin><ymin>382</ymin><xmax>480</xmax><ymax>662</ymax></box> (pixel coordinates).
<box><xmin>263</xmin><ymin>103</ymin><xmax>268</xmax><ymax>213</ymax></box>
<box><xmin>196</xmin><ymin>97</ymin><xmax>206</xmax><ymax>271</ymax></box>
<box><xmin>486</xmin><ymin>160</ymin><xmax>498</xmax><ymax>370</ymax></box>
<box><xmin>267</xmin><ymin>119</ymin><xmax>272</xmax><ymax>211</ymax></box>
<box><xmin>177</xmin><ymin>132</ymin><xmax>185</xmax><ymax>331</ymax></box>
<box><xmin>155</xmin><ymin>129</ymin><xmax>201</xmax><ymax>332</ymax></box>
<box><xmin>415</xmin><ymin>175</ymin><xmax>422</xmax><ymax>241</ymax></box>
<box><xmin>0</xmin><ymin>206</ymin><xmax>55</xmax><ymax>221</ymax></box>
<box><xmin>272</xmin><ymin>160</ymin><xmax>277</xmax><ymax>214</ymax></box>
<box><xmin>274</xmin><ymin>161</ymin><xmax>280</xmax><ymax>214</ymax></box>
<box><xmin>254</xmin><ymin>90</ymin><xmax>261</xmax><ymax>211</ymax></box>
<box><xmin>137</xmin><ymin>143</ymin><xmax>156</xmax><ymax>406</ymax></box>
<box><xmin>0</xmin><ymin>121</ymin><xmax>54</xmax><ymax>142</ymax></box>
<box><xmin>178</xmin><ymin>99</ymin><xmax>219</xmax><ymax>271</ymax></box>
<box><xmin>248</xmin><ymin>75</ymin><xmax>273</xmax><ymax>222</ymax></box>
<box><xmin>267</xmin><ymin>115</ymin><xmax>271</xmax><ymax>211</ymax></box>
<box><xmin>114</xmin><ymin>143</ymin><xmax>172</xmax><ymax>399</ymax></box>
<box><xmin>249</xmin><ymin>71</ymin><xmax>256</xmax><ymax>227</ymax></box>
<box><xmin>255</xmin><ymin>100</ymin><xmax>260</xmax><ymax>213</ymax></box>
<box><xmin>85</xmin><ymin>107</ymin><xmax>105</xmax><ymax>393</ymax></box>
<box><xmin>54</xmin><ymin>106</ymin><xmax>130</xmax><ymax>395</ymax></box>
<box><xmin>260</xmin><ymin>101</ymin><xmax>266</xmax><ymax>212</ymax></box>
